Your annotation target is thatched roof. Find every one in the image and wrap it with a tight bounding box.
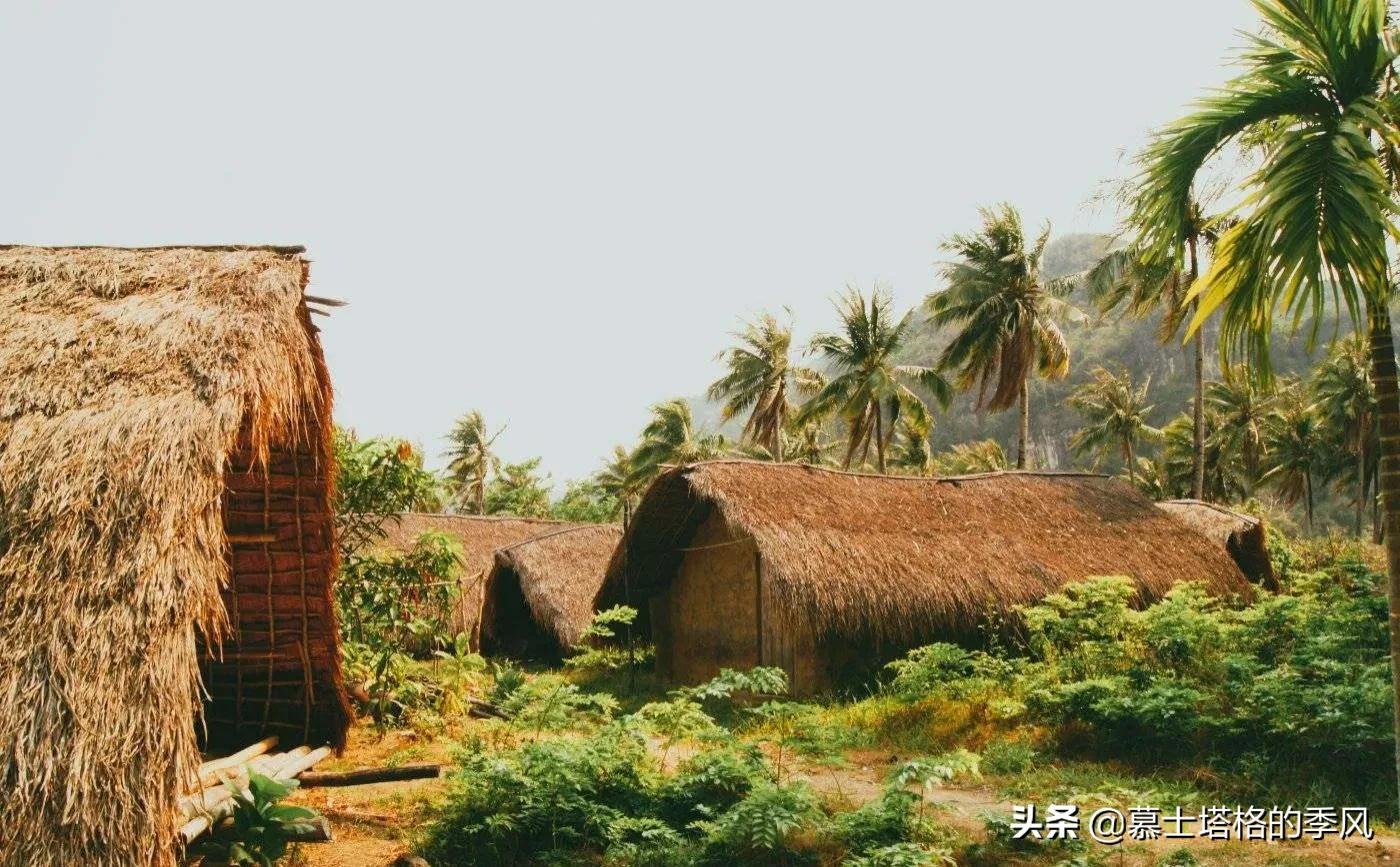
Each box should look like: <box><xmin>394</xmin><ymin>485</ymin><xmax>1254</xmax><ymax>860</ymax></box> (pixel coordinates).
<box><xmin>598</xmin><ymin>461</ymin><xmax>1253</xmax><ymax>644</ymax></box>
<box><xmin>1157</xmin><ymin>499</ymin><xmax>1276</xmax><ymax>590</ymax></box>
<box><xmin>0</xmin><ymin>246</ymin><xmax>349</xmax><ymax>866</ymax></box>
<box><xmin>376</xmin><ymin>513</ymin><xmax>580</xmax><ymax>640</ymax></box>
<box><xmin>481</xmin><ymin>523</ymin><xmax>623</xmax><ymax>654</ymax></box>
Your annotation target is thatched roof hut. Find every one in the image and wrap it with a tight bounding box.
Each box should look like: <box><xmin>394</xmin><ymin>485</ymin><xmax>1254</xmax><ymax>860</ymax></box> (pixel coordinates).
<box><xmin>377</xmin><ymin>513</ymin><xmax>580</xmax><ymax>644</ymax></box>
<box><xmin>0</xmin><ymin>246</ymin><xmax>351</xmax><ymax>866</ymax></box>
<box><xmin>597</xmin><ymin>461</ymin><xmax>1253</xmax><ymax>694</ymax></box>
<box><xmin>1157</xmin><ymin>499</ymin><xmax>1276</xmax><ymax>590</ymax></box>
<box><xmin>480</xmin><ymin>523</ymin><xmax>623</xmax><ymax>660</ymax></box>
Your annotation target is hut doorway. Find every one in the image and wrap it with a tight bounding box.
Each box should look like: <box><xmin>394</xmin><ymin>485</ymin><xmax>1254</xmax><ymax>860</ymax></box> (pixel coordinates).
<box><xmin>480</xmin><ymin>569</ymin><xmax>563</xmax><ymax>662</ymax></box>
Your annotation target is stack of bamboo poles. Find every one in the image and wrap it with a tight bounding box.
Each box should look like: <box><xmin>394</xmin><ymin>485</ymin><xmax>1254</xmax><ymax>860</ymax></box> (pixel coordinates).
<box><xmin>179</xmin><ymin>736</ymin><xmax>332</xmax><ymax>843</ymax></box>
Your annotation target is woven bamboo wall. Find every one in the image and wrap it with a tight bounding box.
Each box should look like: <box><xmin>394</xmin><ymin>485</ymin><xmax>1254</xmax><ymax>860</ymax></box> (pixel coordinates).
<box><xmin>200</xmin><ymin>432</ymin><xmax>350</xmax><ymax>750</ymax></box>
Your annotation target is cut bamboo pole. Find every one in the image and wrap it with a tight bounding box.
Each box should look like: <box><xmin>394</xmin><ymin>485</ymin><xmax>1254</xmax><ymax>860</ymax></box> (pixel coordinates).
<box><xmin>179</xmin><ymin>745</ymin><xmax>328</xmax><ymax>843</ymax></box>
<box><xmin>297</xmin><ymin>764</ymin><xmax>441</xmax><ymax>787</ymax></box>
<box><xmin>197</xmin><ymin>737</ymin><xmax>279</xmax><ymax>786</ymax></box>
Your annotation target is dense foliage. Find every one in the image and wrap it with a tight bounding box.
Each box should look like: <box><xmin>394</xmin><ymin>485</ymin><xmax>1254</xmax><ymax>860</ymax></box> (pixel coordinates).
<box><xmin>882</xmin><ymin>545</ymin><xmax>1393</xmax><ymax>812</ymax></box>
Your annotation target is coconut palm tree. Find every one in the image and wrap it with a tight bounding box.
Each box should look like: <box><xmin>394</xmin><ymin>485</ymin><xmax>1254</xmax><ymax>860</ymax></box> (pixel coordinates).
<box><xmin>444</xmin><ymin>409</ymin><xmax>504</xmax><ymax>515</ymax></box>
<box><xmin>1163</xmin><ymin>411</ymin><xmax>1243</xmax><ymax>503</ymax></box>
<box><xmin>706</xmin><ymin>311</ymin><xmax>821</xmax><ymax>462</ymax></box>
<box><xmin>632</xmin><ymin>399</ymin><xmax>728</xmax><ymax>483</ymax></box>
<box><xmin>1206</xmin><ymin>375</ymin><xmax>1273</xmax><ymax>496</ymax></box>
<box><xmin>890</xmin><ymin>414</ymin><xmax>935</xmax><ymax>476</ymax></box>
<box><xmin>933</xmin><ymin>439</ymin><xmax>1008</xmax><ymax>475</ymax></box>
<box><xmin>1312</xmin><ymin>333</ymin><xmax>1378</xmax><ymax>537</ymax></box>
<box><xmin>797</xmin><ymin>287</ymin><xmax>950</xmax><ymax>473</ymax></box>
<box><xmin>1067</xmin><ymin>367</ymin><xmax>1162</xmax><ymax>485</ymax></box>
<box><xmin>595</xmin><ymin>445</ymin><xmax>647</xmax><ymax>526</ymax></box>
<box><xmin>1131</xmin><ymin>0</ymin><xmax>1400</xmax><ymax>802</ymax></box>
<box><xmin>928</xmin><ymin>204</ymin><xmax>1077</xmax><ymax>469</ymax></box>
<box><xmin>1263</xmin><ymin>384</ymin><xmax>1326</xmax><ymax>530</ymax></box>
<box><xmin>1084</xmin><ymin>201</ymin><xmax>1230</xmax><ymax>499</ymax></box>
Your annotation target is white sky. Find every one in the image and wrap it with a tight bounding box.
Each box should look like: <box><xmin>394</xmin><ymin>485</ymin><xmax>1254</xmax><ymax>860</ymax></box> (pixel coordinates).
<box><xmin>1</xmin><ymin>0</ymin><xmax>1258</xmax><ymax>484</ymax></box>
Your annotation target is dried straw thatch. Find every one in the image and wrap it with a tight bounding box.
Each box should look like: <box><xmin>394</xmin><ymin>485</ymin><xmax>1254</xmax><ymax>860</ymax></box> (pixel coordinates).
<box><xmin>0</xmin><ymin>246</ymin><xmax>351</xmax><ymax>867</ymax></box>
<box><xmin>480</xmin><ymin>523</ymin><xmax>623</xmax><ymax>658</ymax></box>
<box><xmin>376</xmin><ymin>513</ymin><xmax>580</xmax><ymax>643</ymax></box>
<box><xmin>598</xmin><ymin>461</ymin><xmax>1253</xmax><ymax>646</ymax></box>
<box><xmin>1157</xmin><ymin>499</ymin><xmax>1276</xmax><ymax>590</ymax></box>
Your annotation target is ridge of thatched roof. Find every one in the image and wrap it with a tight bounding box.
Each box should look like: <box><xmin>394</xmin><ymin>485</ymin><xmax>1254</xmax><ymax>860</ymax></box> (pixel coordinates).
<box><xmin>598</xmin><ymin>461</ymin><xmax>1253</xmax><ymax>644</ymax></box>
<box><xmin>482</xmin><ymin>523</ymin><xmax>623</xmax><ymax>652</ymax></box>
<box><xmin>1157</xmin><ymin>499</ymin><xmax>1276</xmax><ymax>589</ymax></box>
<box><xmin>0</xmin><ymin>246</ymin><xmax>348</xmax><ymax>866</ymax></box>
<box><xmin>375</xmin><ymin>513</ymin><xmax>584</xmax><ymax>640</ymax></box>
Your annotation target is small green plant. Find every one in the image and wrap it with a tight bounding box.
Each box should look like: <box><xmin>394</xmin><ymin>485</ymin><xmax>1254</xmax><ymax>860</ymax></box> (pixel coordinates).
<box><xmin>190</xmin><ymin>772</ymin><xmax>320</xmax><ymax>867</ymax></box>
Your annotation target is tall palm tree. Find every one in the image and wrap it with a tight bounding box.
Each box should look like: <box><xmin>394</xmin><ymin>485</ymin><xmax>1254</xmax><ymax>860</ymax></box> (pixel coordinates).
<box><xmin>1206</xmin><ymin>375</ymin><xmax>1273</xmax><ymax>496</ymax></box>
<box><xmin>928</xmin><ymin>204</ymin><xmax>1077</xmax><ymax>469</ymax></box>
<box><xmin>706</xmin><ymin>311</ymin><xmax>820</xmax><ymax>462</ymax></box>
<box><xmin>1131</xmin><ymin>0</ymin><xmax>1400</xmax><ymax>802</ymax></box>
<box><xmin>444</xmin><ymin>409</ymin><xmax>504</xmax><ymax>515</ymax></box>
<box><xmin>797</xmin><ymin>288</ymin><xmax>950</xmax><ymax>473</ymax></box>
<box><xmin>632</xmin><ymin>399</ymin><xmax>728</xmax><ymax>482</ymax></box>
<box><xmin>1067</xmin><ymin>367</ymin><xmax>1162</xmax><ymax>485</ymax></box>
<box><xmin>1264</xmin><ymin>385</ymin><xmax>1326</xmax><ymax>530</ymax></box>
<box><xmin>1084</xmin><ymin>201</ymin><xmax>1230</xmax><ymax>499</ymax></box>
<box><xmin>1313</xmin><ymin>333</ymin><xmax>1378</xmax><ymax>538</ymax></box>
<box><xmin>595</xmin><ymin>445</ymin><xmax>647</xmax><ymax>527</ymax></box>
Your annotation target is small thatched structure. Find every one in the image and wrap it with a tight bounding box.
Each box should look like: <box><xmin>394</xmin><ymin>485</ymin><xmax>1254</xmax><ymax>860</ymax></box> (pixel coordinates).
<box><xmin>480</xmin><ymin>523</ymin><xmax>623</xmax><ymax>660</ymax></box>
<box><xmin>597</xmin><ymin>461</ymin><xmax>1253</xmax><ymax>694</ymax></box>
<box><xmin>0</xmin><ymin>246</ymin><xmax>352</xmax><ymax>867</ymax></box>
<box><xmin>378</xmin><ymin>513</ymin><xmax>580</xmax><ymax>644</ymax></box>
<box><xmin>1157</xmin><ymin>499</ymin><xmax>1276</xmax><ymax>590</ymax></box>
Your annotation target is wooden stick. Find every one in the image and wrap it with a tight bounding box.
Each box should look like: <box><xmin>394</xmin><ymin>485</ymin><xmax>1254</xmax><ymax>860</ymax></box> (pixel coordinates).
<box><xmin>297</xmin><ymin>764</ymin><xmax>441</xmax><ymax>788</ymax></box>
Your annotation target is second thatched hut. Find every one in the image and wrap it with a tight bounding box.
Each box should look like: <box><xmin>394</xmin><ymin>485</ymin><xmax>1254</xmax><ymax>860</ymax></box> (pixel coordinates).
<box><xmin>378</xmin><ymin>513</ymin><xmax>582</xmax><ymax>645</ymax></box>
<box><xmin>596</xmin><ymin>461</ymin><xmax>1254</xmax><ymax>695</ymax></box>
<box><xmin>480</xmin><ymin>523</ymin><xmax>623</xmax><ymax>661</ymax></box>
<box><xmin>1156</xmin><ymin>499</ymin><xmax>1277</xmax><ymax>590</ymax></box>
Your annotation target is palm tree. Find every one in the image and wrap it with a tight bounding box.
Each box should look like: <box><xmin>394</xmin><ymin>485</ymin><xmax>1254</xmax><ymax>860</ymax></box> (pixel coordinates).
<box><xmin>1263</xmin><ymin>385</ymin><xmax>1326</xmax><ymax>530</ymax></box>
<box><xmin>1163</xmin><ymin>411</ymin><xmax>1243</xmax><ymax>503</ymax></box>
<box><xmin>934</xmin><ymin>439</ymin><xmax>1008</xmax><ymax>475</ymax></box>
<box><xmin>797</xmin><ymin>288</ymin><xmax>950</xmax><ymax>473</ymax></box>
<box><xmin>632</xmin><ymin>399</ymin><xmax>728</xmax><ymax>482</ymax></box>
<box><xmin>789</xmin><ymin>420</ymin><xmax>834</xmax><ymax>466</ymax></box>
<box><xmin>890</xmin><ymin>414</ymin><xmax>935</xmax><ymax>477</ymax></box>
<box><xmin>1084</xmin><ymin>200</ymin><xmax>1230</xmax><ymax>499</ymax></box>
<box><xmin>1067</xmin><ymin>367</ymin><xmax>1162</xmax><ymax>485</ymax></box>
<box><xmin>928</xmin><ymin>204</ymin><xmax>1077</xmax><ymax>469</ymax></box>
<box><xmin>1206</xmin><ymin>375</ymin><xmax>1273</xmax><ymax>496</ymax></box>
<box><xmin>706</xmin><ymin>311</ymin><xmax>820</xmax><ymax>462</ymax></box>
<box><xmin>1313</xmin><ymin>333</ymin><xmax>1378</xmax><ymax>538</ymax></box>
<box><xmin>1131</xmin><ymin>0</ymin><xmax>1400</xmax><ymax>802</ymax></box>
<box><xmin>444</xmin><ymin>409</ymin><xmax>504</xmax><ymax>515</ymax></box>
<box><xmin>595</xmin><ymin>445</ymin><xmax>647</xmax><ymax>526</ymax></box>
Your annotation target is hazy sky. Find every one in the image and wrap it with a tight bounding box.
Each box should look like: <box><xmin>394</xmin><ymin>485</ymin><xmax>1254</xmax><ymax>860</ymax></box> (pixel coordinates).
<box><xmin>2</xmin><ymin>1</ymin><xmax>1259</xmax><ymax>484</ymax></box>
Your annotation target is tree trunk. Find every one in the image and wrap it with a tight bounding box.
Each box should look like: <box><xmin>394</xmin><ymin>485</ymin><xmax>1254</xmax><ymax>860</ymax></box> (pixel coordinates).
<box><xmin>1365</xmin><ymin>301</ymin><xmax>1400</xmax><ymax>813</ymax></box>
<box><xmin>1017</xmin><ymin>384</ymin><xmax>1030</xmax><ymax>470</ymax></box>
<box><xmin>1189</xmin><ymin>237</ymin><xmax>1206</xmax><ymax>500</ymax></box>
<box><xmin>1126</xmin><ymin>438</ymin><xmax>1137</xmax><ymax>486</ymax></box>
<box><xmin>1359</xmin><ymin>428</ymin><xmax>1369</xmax><ymax>539</ymax></box>
<box><xmin>873</xmin><ymin>404</ymin><xmax>887</xmax><ymax>474</ymax></box>
<box><xmin>1305</xmin><ymin>471</ymin><xmax>1314</xmax><ymax>532</ymax></box>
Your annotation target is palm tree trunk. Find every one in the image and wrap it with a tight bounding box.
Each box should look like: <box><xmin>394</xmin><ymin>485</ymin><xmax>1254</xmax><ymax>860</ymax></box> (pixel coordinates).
<box><xmin>1017</xmin><ymin>383</ymin><xmax>1030</xmax><ymax>470</ymax></box>
<box><xmin>873</xmin><ymin>405</ymin><xmax>887</xmax><ymax>474</ymax></box>
<box><xmin>1126</xmin><ymin>438</ymin><xmax>1136</xmax><ymax>486</ymax></box>
<box><xmin>1305</xmin><ymin>471</ymin><xmax>1314</xmax><ymax>532</ymax></box>
<box><xmin>1359</xmin><ymin>428</ymin><xmax>1368</xmax><ymax>538</ymax></box>
<box><xmin>1364</xmin><ymin>300</ymin><xmax>1400</xmax><ymax>812</ymax></box>
<box><xmin>1189</xmin><ymin>236</ymin><xmax>1206</xmax><ymax>500</ymax></box>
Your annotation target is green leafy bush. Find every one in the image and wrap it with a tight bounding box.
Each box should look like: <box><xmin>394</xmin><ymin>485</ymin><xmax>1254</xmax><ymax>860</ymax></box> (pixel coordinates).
<box><xmin>190</xmin><ymin>772</ymin><xmax>320</xmax><ymax>867</ymax></box>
